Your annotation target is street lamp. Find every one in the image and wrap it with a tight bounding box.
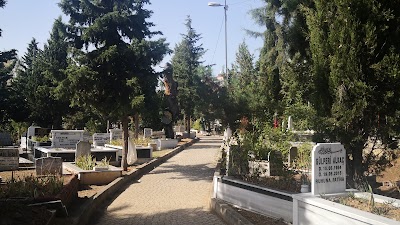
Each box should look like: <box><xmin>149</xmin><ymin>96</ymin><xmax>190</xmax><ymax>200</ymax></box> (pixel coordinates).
<box><xmin>208</xmin><ymin>1</ymin><xmax>228</xmax><ymax>83</ymax></box>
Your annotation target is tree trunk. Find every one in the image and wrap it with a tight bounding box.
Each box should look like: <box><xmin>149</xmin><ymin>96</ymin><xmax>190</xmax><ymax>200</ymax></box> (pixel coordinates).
<box><xmin>121</xmin><ymin>116</ymin><xmax>129</xmax><ymax>171</ymax></box>
<box><xmin>134</xmin><ymin>113</ymin><xmax>139</xmax><ymax>139</ymax></box>
<box><xmin>186</xmin><ymin>114</ymin><xmax>191</xmax><ymax>134</ymax></box>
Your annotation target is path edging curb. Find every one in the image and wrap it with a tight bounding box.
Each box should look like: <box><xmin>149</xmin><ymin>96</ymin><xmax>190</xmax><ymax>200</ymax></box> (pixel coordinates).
<box><xmin>73</xmin><ymin>138</ymin><xmax>200</xmax><ymax>225</ymax></box>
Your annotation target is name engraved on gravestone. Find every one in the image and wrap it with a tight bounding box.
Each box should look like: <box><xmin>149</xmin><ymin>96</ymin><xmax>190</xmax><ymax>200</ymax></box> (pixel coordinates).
<box><xmin>51</xmin><ymin>130</ymin><xmax>85</xmax><ymax>148</ymax></box>
<box><xmin>75</xmin><ymin>141</ymin><xmax>91</xmax><ymax>162</ymax></box>
<box><xmin>312</xmin><ymin>143</ymin><xmax>346</xmax><ymax>195</ymax></box>
<box><xmin>36</xmin><ymin>157</ymin><xmax>63</xmax><ymax>176</ymax></box>
<box><xmin>143</xmin><ymin>128</ymin><xmax>152</xmax><ymax>139</ymax></box>
<box><xmin>93</xmin><ymin>133</ymin><xmax>110</xmax><ymax>147</ymax></box>
<box><xmin>0</xmin><ymin>148</ymin><xmax>19</xmax><ymax>171</ymax></box>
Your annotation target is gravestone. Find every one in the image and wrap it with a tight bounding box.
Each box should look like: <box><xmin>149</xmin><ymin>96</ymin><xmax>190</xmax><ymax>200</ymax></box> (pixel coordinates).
<box><xmin>51</xmin><ymin>130</ymin><xmax>85</xmax><ymax>148</ymax></box>
<box><xmin>143</xmin><ymin>128</ymin><xmax>152</xmax><ymax>139</ymax></box>
<box><xmin>109</xmin><ymin>129</ymin><xmax>123</xmax><ymax>140</ymax></box>
<box><xmin>288</xmin><ymin>146</ymin><xmax>298</xmax><ymax>167</ymax></box>
<box><xmin>0</xmin><ymin>147</ymin><xmax>19</xmax><ymax>171</ymax></box>
<box><xmin>75</xmin><ymin>141</ymin><xmax>91</xmax><ymax>161</ymax></box>
<box><xmin>0</xmin><ymin>133</ymin><xmax>12</xmax><ymax>146</ymax></box>
<box><xmin>93</xmin><ymin>133</ymin><xmax>110</xmax><ymax>147</ymax></box>
<box><xmin>311</xmin><ymin>143</ymin><xmax>346</xmax><ymax>195</ymax></box>
<box><xmin>35</xmin><ymin>157</ymin><xmax>63</xmax><ymax>175</ymax></box>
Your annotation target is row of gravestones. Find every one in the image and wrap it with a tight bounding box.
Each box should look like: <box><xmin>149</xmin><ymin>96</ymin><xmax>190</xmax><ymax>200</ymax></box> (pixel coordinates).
<box><xmin>35</xmin><ymin>141</ymin><xmax>91</xmax><ymax>175</ymax></box>
<box><xmin>50</xmin><ymin>128</ymin><xmax>154</xmax><ymax>148</ymax></box>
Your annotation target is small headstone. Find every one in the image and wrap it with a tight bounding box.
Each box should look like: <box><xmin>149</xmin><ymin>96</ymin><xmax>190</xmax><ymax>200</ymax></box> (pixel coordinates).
<box><xmin>0</xmin><ymin>148</ymin><xmax>19</xmax><ymax>171</ymax></box>
<box><xmin>35</xmin><ymin>157</ymin><xmax>63</xmax><ymax>175</ymax></box>
<box><xmin>109</xmin><ymin>129</ymin><xmax>123</xmax><ymax>140</ymax></box>
<box><xmin>311</xmin><ymin>143</ymin><xmax>346</xmax><ymax>195</ymax></box>
<box><xmin>75</xmin><ymin>141</ymin><xmax>91</xmax><ymax>161</ymax></box>
<box><xmin>93</xmin><ymin>133</ymin><xmax>110</xmax><ymax>146</ymax></box>
<box><xmin>0</xmin><ymin>133</ymin><xmax>12</xmax><ymax>146</ymax></box>
<box><xmin>143</xmin><ymin>128</ymin><xmax>152</xmax><ymax>139</ymax></box>
<box><xmin>288</xmin><ymin>147</ymin><xmax>298</xmax><ymax>166</ymax></box>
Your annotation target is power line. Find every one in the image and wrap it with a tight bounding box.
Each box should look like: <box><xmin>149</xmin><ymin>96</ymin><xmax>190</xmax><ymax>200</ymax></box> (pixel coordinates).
<box><xmin>209</xmin><ymin>14</ymin><xmax>224</xmax><ymax>68</ymax></box>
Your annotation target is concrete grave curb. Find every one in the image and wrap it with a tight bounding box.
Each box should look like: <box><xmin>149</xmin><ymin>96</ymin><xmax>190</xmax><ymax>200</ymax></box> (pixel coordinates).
<box><xmin>209</xmin><ymin>153</ymin><xmax>254</xmax><ymax>225</ymax></box>
<box><xmin>71</xmin><ymin>138</ymin><xmax>200</xmax><ymax>225</ymax></box>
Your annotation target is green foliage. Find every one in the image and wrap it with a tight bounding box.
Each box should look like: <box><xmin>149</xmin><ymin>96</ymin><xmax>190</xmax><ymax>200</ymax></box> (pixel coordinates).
<box><xmin>192</xmin><ymin>119</ymin><xmax>202</xmax><ymax>131</ymax></box>
<box><xmin>133</xmin><ymin>138</ymin><xmax>152</xmax><ymax>146</ymax></box>
<box><xmin>31</xmin><ymin>135</ymin><xmax>50</xmax><ymax>143</ymax></box>
<box><xmin>58</xmin><ymin>0</ymin><xmax>169</xmax><ymax>170</ymax></box>
<box><xmin>0</xmin><ymin>0</ymin><xmax>17</xmax><ymax>126</ymax></box>
<box><xmin>243</xmin><ymin>124</ymin><xmax>293</xmax><ymax>160</ymax></box>
<box><xmin>0</xmin><ymin>175</ymin><xmax>63</xmax><ymax>199</ymax></box>
<box><xmin>172</xmin><ymin>16</ymin><xmax>205</xmax><ymax>132</ymax></box>
<box><xmin>296</xmin><ymin>142</ymin><xmax>313</xmax><ymax>170</ymax></box>
<box><xmin>96</xmin><ymin>157</ymin><xmax>110</xmax><ymax>167</ymax></box>
<box><xmin>75</xmin><ymin>155</ymin><xmax>96</xmax><ymax>171</ymax></box>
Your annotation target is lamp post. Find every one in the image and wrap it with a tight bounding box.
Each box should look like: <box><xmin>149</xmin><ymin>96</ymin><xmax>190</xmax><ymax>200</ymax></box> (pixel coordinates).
<box><xmin>208</xmin><ymin>1</ymin><xmax>228</xmax><ymax>83</ymax></box>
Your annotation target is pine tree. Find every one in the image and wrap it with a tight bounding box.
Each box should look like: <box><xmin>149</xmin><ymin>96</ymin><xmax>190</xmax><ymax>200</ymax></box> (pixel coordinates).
<box><xmin>58</xmin><ymin>0</ymin><xmax>169</xmax><ymax>170</ymax></box>
<box><xmin>304</xmin><ymin>0</ymin><xmax>400</xmax><ymax>178</ymax></box>
<box><xmin>0</xmin><ymin>0</ymin><xmax>17</xmax><ymax>125</ymax></box>
<box><xmin>171</xmin><ymin>16</ymin><xmax>205</xmax><ymax>133</ymax></box>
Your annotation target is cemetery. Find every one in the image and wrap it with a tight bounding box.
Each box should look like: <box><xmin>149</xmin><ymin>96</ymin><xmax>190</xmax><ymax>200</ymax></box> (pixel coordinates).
<box><xmin>1</xmin><ymin>0</ymin><xmax>400</xmax><ymax>224</ymax></box>
<box><xmin>213</xmin><ymin>118</ymin><xmax>400</xmax><ymax>224</ymax></box>
<box><xmin>0</xmin><ymin>123</ymin><xmax>193</xmax><ymax>224</ymax></box>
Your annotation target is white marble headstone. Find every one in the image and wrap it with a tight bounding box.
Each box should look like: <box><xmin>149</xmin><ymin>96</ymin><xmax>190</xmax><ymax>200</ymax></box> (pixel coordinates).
<box><xmin>109</xmin><ymin>129</ymin><xmax>123</xmax><ymax>140</ymax></box>
<box><xmin>93</xmin><ymin>133</ymin><xmax>110</xmax><ymax>146</ymax></box>
<box><xmin>312</xmin><ymin>143</ymin><xmax>346</xmax><ymax>195</ymax></box>
<box><xmin>75</xmin><ymin>141</ymin><xmax>91</xmax><ymax>161</ymax></box>
<box><xmin>51</xmin><ymin>130</ymin><xmax>85</xmax><ymax>148</ymax></box>
<box><xmin>143</xmin><ymin>128</ymin><xmax>152</xmax><ymax>139</ymax></box>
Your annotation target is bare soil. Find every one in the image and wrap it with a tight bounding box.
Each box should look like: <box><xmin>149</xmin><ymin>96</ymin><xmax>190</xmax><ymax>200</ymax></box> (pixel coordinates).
<box><xmin>328</xmin><ymin>195</ymin><xmax>400</xmax><ymax>222</ymax></box>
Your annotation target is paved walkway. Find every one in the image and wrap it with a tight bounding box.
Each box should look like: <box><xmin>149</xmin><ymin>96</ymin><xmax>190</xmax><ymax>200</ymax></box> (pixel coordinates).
<box><xmin>91</xmin><ymin>136</ymin><xmax>226</xmax><ymax>225</ymax></box>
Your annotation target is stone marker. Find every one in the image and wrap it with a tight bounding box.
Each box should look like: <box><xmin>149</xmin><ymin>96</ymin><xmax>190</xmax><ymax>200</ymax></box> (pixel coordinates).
<box><xmin>93</xmin><ymin>133</ymin><xmax>110</xmax><ymax>146</ymax></box>
<box><xmin>143</xmin><ymin>128</ymin><xmax>152</xmax><ymax>139</ymax></box>
<box><xmin>75</xmin><ymin>141</ymin><xmax>91</xmax><ymax>161</ymax></box>
<box><xmin>35</xmin><ymin>157</ymin><xmax>63</xmax><ymax>175</ymax></box>
<box><xmin>51</xmin><ymin>130</ymin><xmax>85</xmax><ymax>148</ymax></box>
<box><xmin>0</xmin><ymin>148</ymin><xmax>19</xmax><ymax>171</ymax></box>
<box><xmin>109</xmin><ymin>129</ymin><xmax>123</xmax><ymax>140</ymax></box>
<box><xmin>0</xmin><ymin>133</ymin><xmax>13</xmax><ymax>146</ymax></box>
<box><xmin>288</xmin><ymin>146</ymin><xmax>298</xmax><ymax>167</ymax></box>
<box><xmin>312</xmin><ymin>143</ymin><xmax>346</xmax><ymax>195</ymax></box>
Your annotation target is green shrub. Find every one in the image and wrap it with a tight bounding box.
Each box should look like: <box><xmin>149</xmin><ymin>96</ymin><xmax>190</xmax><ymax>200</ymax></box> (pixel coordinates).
<box><xmin>75</xmin><ymin>154</ymin><xmax>96</xmax><ymax>170</ymax></box>
<box><xmin>0</xmin><ymin>175</ymin><xmax>63</xmax><ymax>199</ymax></box>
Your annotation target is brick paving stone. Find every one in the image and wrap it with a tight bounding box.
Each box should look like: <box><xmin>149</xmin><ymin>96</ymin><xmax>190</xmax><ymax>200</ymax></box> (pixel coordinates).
<box><xmin>92</xmin><ymin>136</ymin><xmax>226</xmax><ymax>225</ymax></box>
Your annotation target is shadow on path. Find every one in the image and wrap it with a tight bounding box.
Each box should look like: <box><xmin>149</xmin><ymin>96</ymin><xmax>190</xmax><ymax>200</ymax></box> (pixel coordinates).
<box><xmin>88</xmin><ymin>207</ymin><xmax>226</xmax><ymax>225</ymax></box>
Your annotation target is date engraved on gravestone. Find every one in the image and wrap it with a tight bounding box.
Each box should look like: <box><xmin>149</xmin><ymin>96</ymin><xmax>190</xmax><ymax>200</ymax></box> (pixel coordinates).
<box><xmin>312</xmin><ymin>143</ymin><xmax>346</xmax><ymax>195</ymax></box>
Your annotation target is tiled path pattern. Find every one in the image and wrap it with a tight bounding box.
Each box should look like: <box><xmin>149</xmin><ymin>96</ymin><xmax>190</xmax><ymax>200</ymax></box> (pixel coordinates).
<box><xmin>92</xmin><ymin>136</ymin><xmax>226</xmax><ymax>225</ymax></box>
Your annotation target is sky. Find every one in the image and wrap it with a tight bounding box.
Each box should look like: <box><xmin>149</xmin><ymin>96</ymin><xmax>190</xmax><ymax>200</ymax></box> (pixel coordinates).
<box><xmin>0</xmin><ymin>0</ymin><xmax>264</xmax><ymax>74</ymax></box>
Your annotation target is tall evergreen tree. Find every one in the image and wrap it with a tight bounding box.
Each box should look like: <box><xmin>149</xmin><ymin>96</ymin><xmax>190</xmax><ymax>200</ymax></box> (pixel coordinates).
<box><xmin>58</xmin><ymin>0</ymin><xmax>169</xmax><ymax>170</ymax></box>
<box><xmin>171</xmin><ymin>16</ymin><xmax>205</xmax><ymax>133</ymax></box>
<box><xmin>304</xmin><ymin>0</ymin><xmax>400</xmax><ymax>178</ymax></box>
<box><xmin>0</xmin><ymin>0</ymin><xmax>17</xmax><ymax>126</ymax></box>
